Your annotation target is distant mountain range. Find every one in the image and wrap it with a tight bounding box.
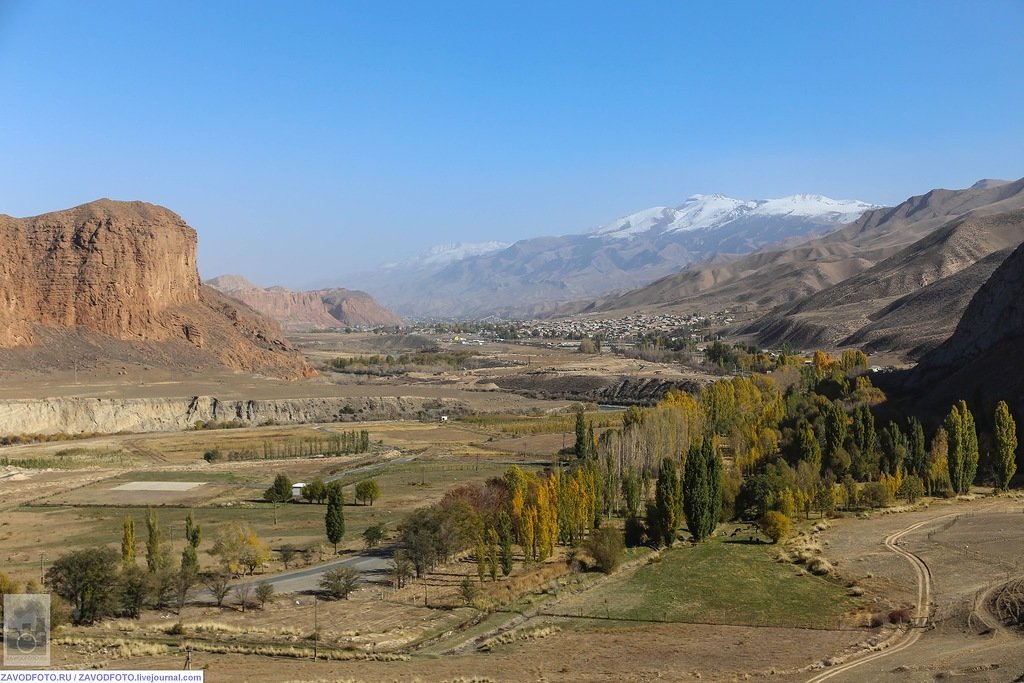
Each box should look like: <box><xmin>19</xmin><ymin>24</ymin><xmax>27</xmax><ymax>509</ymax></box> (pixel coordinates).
<box><xmin>349</xmin><ymin>193</ymin><xmax>878</xmax><ymax>317</ymax></box>
<box><xmin>206</xmin><ymin>276</ymin><xmax>402</xmax><ymax>331</ymax></box>
<box><xmin>582</xmin><ymin>177</ymin><xmax>1024</xmax><ymax>360</ymax></box>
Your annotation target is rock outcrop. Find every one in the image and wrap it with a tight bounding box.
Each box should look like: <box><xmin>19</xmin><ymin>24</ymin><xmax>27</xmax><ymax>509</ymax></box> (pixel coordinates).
<box><xmin>909</xmin><ymin>240</ymin><xmax>1024</xmax><ymax>417</ymax></box>
<box><xmin>207</xmin><ymin>276</ymin><xmax>402</xmax><ymax>330</ymax></box>
<box><xmin>0</xmin><ymin>200</ymin><xmax>311</xmax><ymax>379</ymax></box>
<box><xmin>0</xmin><ymin>395</ymin><xmax>468</xmax><ymax>435</ymax></box>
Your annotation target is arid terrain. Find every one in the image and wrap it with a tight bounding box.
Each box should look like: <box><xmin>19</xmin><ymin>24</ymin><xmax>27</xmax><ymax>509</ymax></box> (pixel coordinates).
<box><xmin>2</xmin><ymin>330</ymin><xmax>1023</xmax><ymax>682</ymax></box>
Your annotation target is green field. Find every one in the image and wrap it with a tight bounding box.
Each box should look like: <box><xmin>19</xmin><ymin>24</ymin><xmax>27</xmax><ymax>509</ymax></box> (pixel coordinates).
<box><xmin>554</xmin><ymin>537</ymin><xmax>856</xmax><ymax>629</ymax></box>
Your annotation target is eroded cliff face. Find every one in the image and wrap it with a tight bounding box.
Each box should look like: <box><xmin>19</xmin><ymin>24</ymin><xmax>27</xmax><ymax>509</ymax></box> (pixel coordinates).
<box><xmin>0</xmin><ymin>200</ymin><xmax>311</xmax><ymax>379</ymax></box>
<box><xmin>206</xmin><ymin>277</ymin><xmax>403</xmax><ymax>331</ymax></box>
<box><xmin>0</xmin><ymin>200</ymin><xmax>199</xmax><ymax>346</ymax></box>
<box><xmin>0</xmin><ymin>395</ymin><xmax>467</xmax><ymax>435</ymax></box>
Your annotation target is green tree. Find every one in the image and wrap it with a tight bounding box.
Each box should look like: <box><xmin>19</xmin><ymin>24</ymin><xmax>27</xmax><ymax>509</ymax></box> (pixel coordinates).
<box><xmin>325</xmin><ymin>486</ymin><xmax>345</xmax><ymax>553</ymax></box>
<box><xmin>906</xmin><ymin>417</ymin><xmax>927</xmax><ymax>475</ymax></box>
<box><xmin>879</xmin><ymin>421</ymin><xmax>908</xmax><ymax>475</ymax></box>
<box><xmin>650</xmin><ymin>457</ymin><xmax>682</xmax><ymax>547</ymax></box>
<box><xmin>823</xmin><ymin>401</ymin><xmax>848</xmax><ymax>464</ymax></box>
<box><xmin>796</xmin><ymin>421</ymin><xmax>822</xmax><ymax>474</ymax></box>
<box><xmin>265</xmin><ymin>473</ymin><xmax>293</xmax><ymax>524</ymax></box>
<box><xmin>945</xmin><ymin>400</ymin><xmax>979</xmax><ymax>494</ymax></box>
<box><xmin>45</xmin><ymin>547</ymin><xmax>120</xmax><ymax>625</ymax></box>
<box><xmin>354</xmin><ymin>479</ymin><xmax>381</xmax><ymax>506</ymax></box>
<box><xmin>302</xmin><ymin>478</ymin><xmax>327</xmax><ymax>504</ymax></box>
<box><xmin>497</xmin><ymin>511</ymin><xmax>514</xmax><ymax>576</ymax></box>
<box><xmin>683</xmin><ymin>439</ymin><xmax>721</xmax><ymax>542</ymax></box>
<box><xmin>362</xmin><ymin>523</ymin><xmax>386</xmax><ymax>549</ymax></box>
<box><xmin>255</xmin><ymin>581</ymin><xmax>275</xmax><ymax>609</ymax></box>
<box><xmin>321</xmin><ymin>565</ymin><xmax>362</xmax><ymax>598</ymax></box>
<box><xmin>621</xmin><ymin>467</ymin><xmax>642</xmax><ymax>519</ymax></box>
<box><xmin>121</xmin><ymin>515</ymin><xmax>136</xmax><ymax>568</ymax></box>
<box><xmin>573</xmin><ymin>406</ymin><xmax>588</xmax><ymax>459</ymax></box>
<box><xmin>145</xmin><ymin>508</ymin><xmax>171</xmax><ymax>574</ymax></box>
<box><xmin>994</xmin><ymin>400</ymin><xmax>1018</xmax><ymax>490</ymax></box>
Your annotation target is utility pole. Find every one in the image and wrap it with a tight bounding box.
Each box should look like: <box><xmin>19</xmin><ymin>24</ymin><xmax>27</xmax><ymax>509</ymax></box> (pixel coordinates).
<box><xmin>313</xmin><ymin>594</ymin><xmax>318</xmax><ymax>661</ymax></box>
<box><xmin>39</xmin><ymin>552</ymin><xmax>46</xmax><ymax>585</ymax></box>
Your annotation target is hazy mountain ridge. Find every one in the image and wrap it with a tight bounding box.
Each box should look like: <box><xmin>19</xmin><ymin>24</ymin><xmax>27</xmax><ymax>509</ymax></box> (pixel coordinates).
<box><xmin>207</xmin><ymin>277</ymin><xmax>402</xmax><ymax>330</ymax></box>
<box><xmin>351</xmin><ymin>192</ymin><xmax>876</xmax><ymax>317</ymax></box>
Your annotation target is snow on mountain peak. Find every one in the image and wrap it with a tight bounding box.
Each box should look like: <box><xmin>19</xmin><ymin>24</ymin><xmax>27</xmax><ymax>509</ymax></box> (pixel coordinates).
<box><xmin>413</xmin><ymin>241</ymin><xmax>511</xmax><ymax>267</ymax></box>
<box><xmin>591</xmin><ymin>192</ymin><xmax>877</xmax><ymax>240</ymax></box>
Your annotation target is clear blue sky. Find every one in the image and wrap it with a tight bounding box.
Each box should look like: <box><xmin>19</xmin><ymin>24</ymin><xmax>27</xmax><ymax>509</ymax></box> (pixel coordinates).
<box><xmin>1</xmin><ymin>1</ymin><xmax>1022</xmax><ymax>288</ymax></box>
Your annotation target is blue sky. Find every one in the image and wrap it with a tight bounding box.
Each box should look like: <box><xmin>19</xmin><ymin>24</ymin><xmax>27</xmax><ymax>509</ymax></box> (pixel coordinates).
<box><xmin>1</xmin><ymin>1</ymin><xmax>1022</xmax><ymax>288</ymax></box>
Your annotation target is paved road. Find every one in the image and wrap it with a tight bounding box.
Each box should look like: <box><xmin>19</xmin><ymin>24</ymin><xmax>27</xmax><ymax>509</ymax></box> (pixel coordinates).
<box><xmin>197</xmin><ymin>546</ymin><xmax>395</xmax><ymax>602</ymax></box>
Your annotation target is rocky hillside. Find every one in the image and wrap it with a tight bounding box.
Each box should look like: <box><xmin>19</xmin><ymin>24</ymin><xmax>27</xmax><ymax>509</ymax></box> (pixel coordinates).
<box><xmin>0</xmin><ymin>200</ymin><xmax>311</xmax><ymax>379</ymax></box>
<box><xmin>895</xmin><ymin>240</ymin><xmax>1024</xmax><ymax>417</ymax></box>
<box><xmin>583</xmin><ymin>179</ymin><xmax>1024</xmax><ymax>359</ymax></box>
<box><xmin>206</xmin><ymin>277</ymin><xmax>402</xmax><ymax>330</ymax></box>
<box><xmin>586</xmin><ymin>178</ymin><xmax>1024</xmax><ymax>318</ymax></box>
<box><xmin>746</xmin><ymin>208</ymin><xmax>1024</xmax><ymax>356</ymax></box>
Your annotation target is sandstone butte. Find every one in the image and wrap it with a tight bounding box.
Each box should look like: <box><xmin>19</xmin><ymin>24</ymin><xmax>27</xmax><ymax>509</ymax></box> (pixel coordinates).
<box><xmin>0</xmin><ymin>199</ymin><xmax>313</xmax><ymax>379</ymax></box>
<box><xmin>207</xmin><ymin>276</ymin><xmax>403</xmax><ymax>331</ymax></box>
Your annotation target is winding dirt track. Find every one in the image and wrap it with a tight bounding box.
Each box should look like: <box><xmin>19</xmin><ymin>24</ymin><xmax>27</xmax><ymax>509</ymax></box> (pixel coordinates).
<box><xmin>805</xmin><ymin>514</ymin><xmax>957</xmax><ymax>683</ymax></box>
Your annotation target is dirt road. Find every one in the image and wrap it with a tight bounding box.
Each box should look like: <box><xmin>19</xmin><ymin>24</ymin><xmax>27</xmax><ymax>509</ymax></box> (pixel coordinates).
<box><xmin>807</xmin><ymin>497</ymin><xmax>1024</xmax><ymax>682</ymax></box>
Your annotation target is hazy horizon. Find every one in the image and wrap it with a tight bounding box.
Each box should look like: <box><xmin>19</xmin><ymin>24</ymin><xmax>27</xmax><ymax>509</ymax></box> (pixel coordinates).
<box><xmin>1</xmin><ymin>1</ymin><xmax>1022</xmax><ymax>289</ymax></box>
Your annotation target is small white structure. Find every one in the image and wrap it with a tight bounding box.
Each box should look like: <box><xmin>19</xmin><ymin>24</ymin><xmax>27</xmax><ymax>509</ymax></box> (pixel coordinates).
<box><xmin>439</xmin><ymin>415</ymin><xmax>449</xmax><ymax>423</ymax></box>
<box><xmin>291</xmin><ymin>482</ymin><xmax>306</xmax><ymax>499</ymax></box>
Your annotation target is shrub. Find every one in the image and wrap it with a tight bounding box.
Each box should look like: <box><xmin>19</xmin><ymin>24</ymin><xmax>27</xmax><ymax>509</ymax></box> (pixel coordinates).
<box><xmin>624</xmin><ymin>516</ymin><xmax>648</xmax><ymax>548</ymax></box>
<box><xmin>584</xmin><ymin>527</ymin><xmax>625</xmax><ymax>574</ymax></box>
<box><xmin>759</xmin><ymin>511</ymin><xmax>791</xmax><ymax>544</ymax></box>
<box><xmin>861</xmin><ymin>481</ymin><xmax>891</xmax><ymax>509</ymax></box>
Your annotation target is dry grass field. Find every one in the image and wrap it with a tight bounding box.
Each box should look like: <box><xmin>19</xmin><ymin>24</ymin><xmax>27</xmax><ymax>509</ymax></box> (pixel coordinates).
<box><xmin>3</xmin><ymin>334</ymin><xmax>1024</xmax><ymax>681</ymax></box>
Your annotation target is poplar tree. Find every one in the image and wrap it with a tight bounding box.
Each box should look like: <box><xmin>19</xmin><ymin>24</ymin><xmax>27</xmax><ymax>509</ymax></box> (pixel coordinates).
<box><xmin>906</xmin><ymin>417</ymin><xmax>926</xmax><ymax>475</ymax></box>
<box><xmin>683</xmin><ymin>439</ymin><xmax>721</xmax><ymax>542</ymax></box>
<box><xmin>945</xmin><ymin>400</ymin><xmax>979</xmax><ymax>494</ymax></box>
<box><xmin>994</xmin><ymin>400</ymin><xmax>1018</xmax><ymax>491</ymax></box>
<box><xmin>651</xmin><ymin>457</ymin><xmax>682</xmax><ymax>547</ymax></box>
<box><xmin>325</xmin><ymin>486</ymin><xmax>345</xmax><ymax>553</ymax></box>
<box><xmin>574</xmin><ymin>407</ymin><xmax>587</xmax><ymax>459</ymax></box>
<box><xmin>121</xmin><ymin>516</ymin><xmax>136</xmax><ymax>568</ymax></box>
<box><xmin>145</xmin><ymin>508</ymin><xmax>170</xmax><ymax>573</ymax></box>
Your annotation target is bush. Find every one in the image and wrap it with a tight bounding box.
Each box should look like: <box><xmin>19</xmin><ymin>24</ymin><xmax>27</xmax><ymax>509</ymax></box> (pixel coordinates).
<box><xmin>319</xmin><ymin>567</ymin><xmax>359</xmax><ymax>599</ymax></box>
<box><xmin>624</xmin><ymin>516</ymin><xmax>648</xmax><ymax>548</ymax></box>
<box><xmin>759</xmin><ymin>511</ymin><xmax>791</xmax><ymax>544</ymax></box>
<box><xmin>584</xmin><ymin>527</ymin><xmax>625</xmax><ymax>574</ymax></box>
<box><xmin>898</xmin><ymin>475</ymin><xmax>925</xmax><ymax>504</ymax></box>
<box><xmin>203</xmin><ymin>448</ymin><xmax>223</xmax><ymax>463</ymax></box>
<box><xmin>861</xmin><ymin>481</ymin><xmax>891</xmax><ymax>509</ymax></box>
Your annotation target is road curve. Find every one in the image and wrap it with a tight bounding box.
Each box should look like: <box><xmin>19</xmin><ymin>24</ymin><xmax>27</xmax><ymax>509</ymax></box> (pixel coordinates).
<box><xmin>805</xmin><ymin>513</ymin><xmax>958</xmax><ymax>683</ymax></box>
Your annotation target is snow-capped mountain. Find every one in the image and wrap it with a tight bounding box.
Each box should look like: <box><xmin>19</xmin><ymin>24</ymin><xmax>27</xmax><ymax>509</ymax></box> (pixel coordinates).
<box><xmin>347</xmin><ymin>192</ymin><xmax>879</xmax><ymax>317</ymax></box>
<box><xmin>382</xmin><ymin>241</ymin><xmax>511</xmax><ymax>269</ymax></box>
<box><xmin>592</xmin><ymin>194</ymin><xmax>876</xmax><ymax>240</ymax></box>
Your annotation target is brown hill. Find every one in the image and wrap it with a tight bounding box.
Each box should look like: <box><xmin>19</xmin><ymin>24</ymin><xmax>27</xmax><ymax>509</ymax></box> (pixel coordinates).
<box><xmin>747</xmin><ymin>208</ymin><xmax>1024</xmax><ymax>356</ymax></box>
<box><xmin>0</xmin><ymin>200</ymin><xmax>311</xmax><ymax>379</ymax></box>
<box><xmin>206</xmin><ymin>277</ymin><xmax>402</xmax><ymax>331</ymax></box>
<box><xmin>205</xmin><ymin>278</ymin><xmax>401</xmax><ymax>331</ymax></box>
<box><xmin>895</xmin><ymin>240</ymin><xmax>1024</xmax><ymax>417</ymax></box>
<box><xmin>584</xmin><ymin>178</ymin><xmax>1024</xmax><ymax>318</ymax></box>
